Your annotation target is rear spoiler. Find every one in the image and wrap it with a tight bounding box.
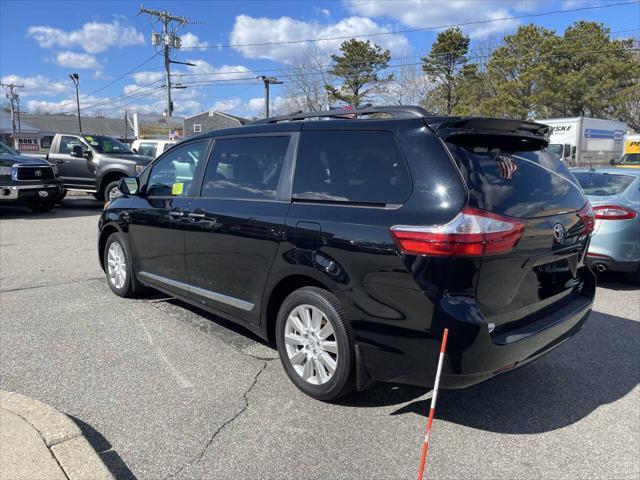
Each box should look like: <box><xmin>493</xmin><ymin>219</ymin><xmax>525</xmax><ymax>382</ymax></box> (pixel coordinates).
<box><xmin>429</xmin><ymin>117</ymin><xmax>550</xmax><ymax>151</ymax></box>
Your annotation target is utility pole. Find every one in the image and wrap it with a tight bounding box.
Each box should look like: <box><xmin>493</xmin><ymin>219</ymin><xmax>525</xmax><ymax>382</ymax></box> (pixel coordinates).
<box><xmin>139</xmin><ymin>5</ymin><xmax>194</xmax><ymax>117</ymax></box>
<box><xmin>1</xmin><ymin>82</ymin><xmax>24</xmax><ymax>148</ymax></box>
<box><xmin>257</xmin><ymin>76</ymin><xmax>283</xmax><ymax>118</ymax></box>
<box><xmin>69</xmin><ymin>73</ymin><xmax>82</xmax><ymax>134</ymax></box>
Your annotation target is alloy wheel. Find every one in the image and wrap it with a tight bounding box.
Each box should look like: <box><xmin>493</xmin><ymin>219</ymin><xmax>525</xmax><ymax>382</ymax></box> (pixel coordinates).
<box><xmin>107</xmin><ymin>241</ymin><xmax>127</xmax><ymax>290</ymax></box>
<box><xmin>284</xmin><ymin>304</ymin><xmax>338</xmax><ymax>385</ymax></box>
<box><xmin>108</xmin><ymin>186</ymin><xmax>121</xmax><ymax>201</ymax></box>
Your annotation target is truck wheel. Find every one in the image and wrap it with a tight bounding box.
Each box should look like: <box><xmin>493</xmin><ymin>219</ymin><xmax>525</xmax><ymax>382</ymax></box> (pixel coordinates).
<box><xmin>28</xmin><ymin>198</ymin><xmax>56</xmax><ymax>213</ymax></box>
<box><xmin>56</xmin><ymin>189</ymin><xmax>67</xmax><ymax>204</ymax></box>
<box><xmin>275</xmin><ymin>287</ymin><xmax>356</xmax><ymax>401</ymax></box>
<box><xmin>103</xmin><ymin>180</ymin><xmax>121</xmax><ymax>202</ymax></box>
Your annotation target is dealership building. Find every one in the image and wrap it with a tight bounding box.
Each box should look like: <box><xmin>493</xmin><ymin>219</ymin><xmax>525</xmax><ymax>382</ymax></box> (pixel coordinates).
<box><xmin>0</xmin><ymin>110</ymin><xmax>247</xmax><ymax>154</ymax></box>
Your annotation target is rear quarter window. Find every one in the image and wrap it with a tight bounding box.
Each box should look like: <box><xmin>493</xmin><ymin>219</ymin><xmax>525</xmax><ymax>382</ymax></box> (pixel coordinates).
<box><xmin>293</xmin><ymin>130</ymin><xmax>411</xmax><ymax>205</ymax></box>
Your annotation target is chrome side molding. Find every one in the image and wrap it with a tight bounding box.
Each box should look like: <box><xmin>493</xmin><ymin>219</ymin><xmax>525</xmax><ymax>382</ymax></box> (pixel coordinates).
<box><xmin>138</xmin><ymin>271</ymin><xmax>254</xmax><ymax>312</ymax></box>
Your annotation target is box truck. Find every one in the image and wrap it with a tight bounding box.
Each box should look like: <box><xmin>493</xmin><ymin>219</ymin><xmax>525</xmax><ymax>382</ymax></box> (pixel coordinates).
<box><xmin>537</xmin><ymin>117</ymin><xmax>627</xmax><ymax>167</ymax></box>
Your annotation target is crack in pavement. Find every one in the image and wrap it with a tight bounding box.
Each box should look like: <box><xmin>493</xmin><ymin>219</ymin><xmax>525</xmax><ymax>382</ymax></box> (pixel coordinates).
<box><xmin>165</xmin><ymin>361</ymin><xmax>269</xmax><ymax>479</ymax></box>
<box><xmin>0</xmin><ymin>277</ymin><xmax>104</xmax><ymax>294</ymax></box>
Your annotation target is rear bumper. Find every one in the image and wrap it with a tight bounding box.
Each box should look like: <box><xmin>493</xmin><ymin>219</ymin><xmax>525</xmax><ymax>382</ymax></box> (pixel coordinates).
<box><xmin>586</xmin><ymin>254</ymin><xmax>638</xmax><ymax>273</ymax></box>
<box><xmin>440</xmin><ymin>296</ymin><xmax>592</xmax><ymax>388</ymax></box>
<box><xmin>356</xmin><ymin>279</ymin><xmax>595</xmax><ymax>390</ymax></box>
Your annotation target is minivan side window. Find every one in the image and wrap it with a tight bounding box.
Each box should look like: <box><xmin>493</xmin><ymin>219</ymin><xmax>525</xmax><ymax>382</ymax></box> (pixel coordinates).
<box><xmin>200</xmin><ymin>136</ymin><xmax>290</xmax><ymax>200</ymax></box>
<box><xmin>146</xmin><ymin>140</ymin><xmax>207</xmax><ymax>197</ymax></box>
<box><xmin>293</xmin><ymin>131</ymin><xmax>411</xmax><ymax>205</ymax></box>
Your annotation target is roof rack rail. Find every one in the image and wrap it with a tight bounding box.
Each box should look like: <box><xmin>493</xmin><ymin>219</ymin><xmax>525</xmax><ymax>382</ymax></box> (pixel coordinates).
<box><xmin>250</xmin><ymin>105</ymin><xmax>432</xmax><ymax>124</ymax></box>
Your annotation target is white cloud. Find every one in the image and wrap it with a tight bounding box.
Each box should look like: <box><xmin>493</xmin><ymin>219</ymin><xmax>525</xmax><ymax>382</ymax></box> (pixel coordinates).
<box><xmin>344</xmin><ymin>0</ymin><xmax>522</xmax><ymax>38</ymax></box>
<box><xmin>27</xmin><ymin>20</ymin><xmax>144</xmax><ymax>54</ymax></box>
<box><xmin>211</xmin><ymin>98</ymin><xmax>243</xmax><ymax>111</ymax></box>
<box><xmin>229</xmin><ymin>15</ymin><xmax>410</xmax><ymax>64</ymax></box>
<box><xmin>184</xmin><ymin>60</ymin><xmax>251</xmax><ymax>80</ymax></box>
<box><xmin>54</xmin><ymin>51</ymin><xmax>100</xmax><ymax>70</ymax></box>
<box><xmin>180</xmin><ymin>32</ymin><xmax>210</xmax><ymax>50</ymax></box>
<box><xmin>131</xmin><ymin>70</ymin><xmax>165</xmax><ymax>85</ymax></box>
<box><xmin>0</xmin><ymin>74</ymin><xmax>71</xmax><ymax>97</ymax></box>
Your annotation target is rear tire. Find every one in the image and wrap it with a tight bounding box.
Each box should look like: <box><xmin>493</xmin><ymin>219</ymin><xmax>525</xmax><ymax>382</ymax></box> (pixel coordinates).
<box><xmin>275</xmin><ymin>287</ymin><xmax>356</xmax><ymax>401</ymax></box>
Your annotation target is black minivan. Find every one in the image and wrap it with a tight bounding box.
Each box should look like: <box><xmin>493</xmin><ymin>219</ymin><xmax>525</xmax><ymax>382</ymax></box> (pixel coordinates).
<box><xmin>99</xmin><ymin>106</ymin><xmax>596</xmax><ymax>401</ymax></box>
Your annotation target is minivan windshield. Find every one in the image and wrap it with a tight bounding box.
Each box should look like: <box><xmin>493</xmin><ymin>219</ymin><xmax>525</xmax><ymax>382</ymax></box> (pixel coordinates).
<box><xmin>83</xmin><ymin>135</ymin><xmax>132</xmax><ymax>154</ymax></box>
<box><xmin>573</xmin><ymin>172</ymin><xmax>635</xmax><ymax>196</ymax></box>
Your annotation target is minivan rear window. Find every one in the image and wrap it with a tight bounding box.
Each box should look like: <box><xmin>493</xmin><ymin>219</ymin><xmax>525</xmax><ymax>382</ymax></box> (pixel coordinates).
<box><xmin>293</xmin><ymin>131</ymin><xmax>411</xmax><ymax>205</ymax></box>
<box><xmin>446</xmin><ymin>142</ymin><xmax>585</xmax><ymax>218</ymax></box>
<box><xmin>573</xmin><ymin>172</ymin><xmax>635</xmax><ymax>196</ymax></box>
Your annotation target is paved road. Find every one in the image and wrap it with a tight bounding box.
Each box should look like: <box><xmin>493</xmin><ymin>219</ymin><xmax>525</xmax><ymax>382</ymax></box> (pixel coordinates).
<box><xmin>1</xmin><ymin>196</ymin><xmax>639</xmax><ymax>479</ymax></box>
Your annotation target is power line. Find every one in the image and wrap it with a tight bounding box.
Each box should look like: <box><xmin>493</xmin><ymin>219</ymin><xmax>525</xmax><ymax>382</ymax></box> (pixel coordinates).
<box><xmin>41</xmin><ymin>43</ymin><xmax>640</xmax><ymax>116</ymax></box>
<box><xmin>170</xmin><ymin>28</ymin><xmax>639</xmax><ymax>80</ymax></box>
<box><xmin>139</xmin><ymin>4</ymin><xmax>197</xmax><ymax>116</ymax></box>
<box><xmin>179</xmin><ymin>0</ymin><xmax>640</xmax><ymax>49</ymax></box>
<box><xmin>19</xmin><ymin>53</ymin><xmax>163</xmax><ymax>112</ymax></box>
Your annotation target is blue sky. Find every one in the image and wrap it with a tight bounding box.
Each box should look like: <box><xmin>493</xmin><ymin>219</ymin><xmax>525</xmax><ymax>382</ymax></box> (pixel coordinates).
<box><xmin>1</xmin><ymin>0</ymin><xmax>638</xmax><ymax>119</ymax></box>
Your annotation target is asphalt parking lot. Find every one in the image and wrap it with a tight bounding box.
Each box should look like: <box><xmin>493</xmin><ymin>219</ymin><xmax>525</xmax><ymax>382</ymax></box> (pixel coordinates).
<box><xmin>1</xmin><ymin>196</ymin><xmax>639</xmax><ymax>480</ymax></box>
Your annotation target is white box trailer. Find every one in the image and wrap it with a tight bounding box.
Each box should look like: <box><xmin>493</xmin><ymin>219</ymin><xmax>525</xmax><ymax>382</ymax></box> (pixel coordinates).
<box><xmin>537</xmin><ymin>117</ymin><xmax>626</xmax><ymax>167</ymax></box>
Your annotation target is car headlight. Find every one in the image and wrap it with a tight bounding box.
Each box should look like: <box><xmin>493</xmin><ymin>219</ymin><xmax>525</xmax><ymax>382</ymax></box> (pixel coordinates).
<box><xmin>135</xmin><ymin>164</ymin><xmax>144</xmax><ymax>174</ymax></box>
<box><xmin>0</xmin><ymin>166</ymin><xmax>12</xmax><ymax>177</ymax></box>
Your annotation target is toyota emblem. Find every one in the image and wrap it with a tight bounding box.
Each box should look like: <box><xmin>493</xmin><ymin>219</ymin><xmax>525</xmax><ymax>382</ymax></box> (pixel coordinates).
<box><xmin>553</xmin><ymin>223</ymin><xmax>566</xmax><ymax>243</ymax></box>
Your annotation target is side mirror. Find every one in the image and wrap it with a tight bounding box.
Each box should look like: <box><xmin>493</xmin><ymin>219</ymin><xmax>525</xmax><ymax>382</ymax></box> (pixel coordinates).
<box><xmin>610</xmin><ymin>158</ymin><xmax>616</xmax><ymax>165</ymax></box>
<box><xmin>119</xmin><ymin>177</ymin><xmax>139</xmax><ymax>196</ymax></box>
<box><xmin>132</xmin><ymin>148</ymin><xmax>138</xmax><ymax>154</ymax></box>
<box><xmin>70</xmin><ymin>145</ymin><xmax>84</xmax><ymax>158</ymax></box>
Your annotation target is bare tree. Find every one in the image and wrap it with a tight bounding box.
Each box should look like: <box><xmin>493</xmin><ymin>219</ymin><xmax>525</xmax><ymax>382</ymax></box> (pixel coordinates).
<box><xmin>277</xmin><ymin>47</ymin><xmax>332</xmax><ymax>114</ymax></box>
<box><xmin>377</xmin><ymin>63</ymin><xmax>433</xmax><ymax>106</ymax></box>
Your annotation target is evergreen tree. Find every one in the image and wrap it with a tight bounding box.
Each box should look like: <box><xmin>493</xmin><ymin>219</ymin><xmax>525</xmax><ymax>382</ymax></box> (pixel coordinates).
<box><xmin>326</xmin><ymin>39</ymin><xmax>392</xmax><ymax>107</ymax></box>
<box><xmin>421</xmin><ymin>27</ymin><xmax>473</xmax><ymax>115</ymax></box>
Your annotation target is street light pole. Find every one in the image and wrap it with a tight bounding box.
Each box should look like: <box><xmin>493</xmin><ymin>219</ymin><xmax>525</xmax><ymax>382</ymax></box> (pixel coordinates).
<box><xmin>257</xmin><ymin>76</ymin><xmax>283</xmax><ymax>118</ymax></box>
<box><xmin>69</xmin><ymin>73</ymin><xmax>82</xmax><ymax>134</ymax></box>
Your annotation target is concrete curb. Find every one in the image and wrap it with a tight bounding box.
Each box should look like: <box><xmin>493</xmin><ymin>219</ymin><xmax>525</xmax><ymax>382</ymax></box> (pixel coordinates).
<box><xmin>0</xmin><ymin>391</ymin><xmax>114</xmax><ymax>480</ymax></box>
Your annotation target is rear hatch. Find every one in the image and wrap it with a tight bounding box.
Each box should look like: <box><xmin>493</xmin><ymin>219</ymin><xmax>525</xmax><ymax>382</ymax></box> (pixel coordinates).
<box><xmin>432</xmin><ymin>118</ymin><xmax>595</xmax><ymax>343</ymax></box>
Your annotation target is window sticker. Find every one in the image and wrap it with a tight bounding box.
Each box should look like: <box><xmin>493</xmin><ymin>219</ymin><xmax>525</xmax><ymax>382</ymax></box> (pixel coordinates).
<box><xmin>172</xmin><ymin>182</ymin><xmax>184</xmax><ymax>195</ymax></box>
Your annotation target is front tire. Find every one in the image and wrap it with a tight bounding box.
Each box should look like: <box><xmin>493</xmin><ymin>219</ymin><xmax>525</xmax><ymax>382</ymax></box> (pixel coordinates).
<box><xmin>276</xmin><ymin>287</ymin><xmax>356</xmax><ymax>401</ymax></box>
<box><xmin>104</xmin><ymin>232</ymin><xmax>139</xmax><ymax>298</ymax></box>
<box><xmin>103</xmin><ymin>180</ymin><xmax>121</xmax><ymax>202</ymax></box>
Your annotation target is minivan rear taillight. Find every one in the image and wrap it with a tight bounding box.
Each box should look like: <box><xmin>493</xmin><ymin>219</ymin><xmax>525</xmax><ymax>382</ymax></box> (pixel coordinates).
<box><xmin>592</xmin><ymin>205</ymin><xmax>637</xmax><ymax>220</ymax></box>
<box><xmin>577</xmin><ymin>203</ymin><xmax>595</xmax><ymax>234</ymax></box>
<box><xmin>390</xmin><ymin>207</ymin><xmax>525</xmax><ymax>257</ymax></box>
